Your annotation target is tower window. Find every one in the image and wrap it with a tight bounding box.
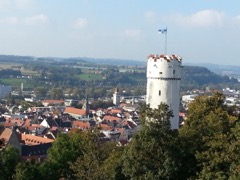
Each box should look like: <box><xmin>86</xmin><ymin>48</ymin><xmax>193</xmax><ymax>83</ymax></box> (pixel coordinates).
<box><xmin>173</xmin><ymin>70</ymin><xmax>176</xmax><ymax>74</ymax></box>
<box><xmin>159</xmin><ymin>90</ymin><xmax>161</xmax><ymax>96</ymax></box>
<box><xmin>159</xmin><ymin>72</ymin><xmax>162</xmax><ymax>74</ymax></box>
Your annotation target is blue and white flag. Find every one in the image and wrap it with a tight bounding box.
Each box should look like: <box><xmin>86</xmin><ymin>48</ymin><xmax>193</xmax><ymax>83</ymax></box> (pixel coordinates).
<box><xmin>158</xmin><ymin>28</ymin><xmax>167</xmax><ymax>34</ymax></box>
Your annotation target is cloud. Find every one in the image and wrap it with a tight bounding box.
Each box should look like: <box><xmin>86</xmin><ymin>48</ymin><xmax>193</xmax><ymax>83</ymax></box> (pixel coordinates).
<box><xmin>0</xmin><ymin>16</ymin><xmax>19</xmax><ymax>25</ymax></box>
<box><xmin>0</xmin><ymin>14</ymin><xmax>48</xmax><ymax>25</ymax></box>
<box><xmin>124</xmin><ymin>29</ymin><xmax>142</xmax><ymax>38</ymax></box>
<box><xmin>14</xmin><ymin>0</ymin><xmax>35</xmax><ymax>9</ymax></box>
<box><xmin>0</xmin><ymin>0</ymin><xmax>11</xmax><ymax>8</ymax></box>
<box><xmin>144</xmin><ymin>11</ymin><xmax>157</xmax><ymax>23</ymax></box>
<box><xmin>0</xmin><ymin>0</ymin><xmax>35</xmax><ymax>10</ymax></box>
<box><xmin>73</xmin><ymin>18</ymin><xmax>88</xmax><ymax>29</ymax></box>
<box><xmin>166</xmin><ymin>9</ymin><xmax>225</xmax><ymax>28</ymax></box>
<box><xmin>24</xmin><ymin>14</ymin><xmax>48</xmax><ymax>25</ymax></box>
<box><xmin>233</xmin><ymin>15</ymin><xmax>240</xmax><ymax>25</ymax></box>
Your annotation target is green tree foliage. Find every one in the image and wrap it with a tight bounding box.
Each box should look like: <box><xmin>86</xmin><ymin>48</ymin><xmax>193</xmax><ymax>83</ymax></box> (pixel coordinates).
<box><xmin>70</xmin><ymin>129</ymin><xmax>118</xmax><ymax>180</ymax></box>
<box><xmin>72</xmin><ymin>88</ymin><xmax>81</xmax><ymax>98</ymax></box>
<box><xmin>90</xmin><ymin>100</ymin><xmax>114</xmax><ymax>110</ymax></box>
<box><xmin>14</xmin><ymin>161</ymin><xmax>42</xmax><ymax>180</ymax></box>
<box><xmin>101</xmin><ymin>146</ymin><xmax>126</xmax><ymax>180</ymax></box>
<box><xmin>0</xmin><ymin>146</ymin><xmax>20</xmax><ymax>180</ymax></box>
<box><xmin>41</xmin><ymin>130</ymin><xmax>84</xmax><ymax>179</ymax></box>
<box><xmin>179</xmin><ymin>92</ymin><xmax>239</xmax><ymax>179</ymax></box>
<box><xmin>0</xmin><ymin>69</ymin><xmax>21</xmax><ymax>77</ymax></box>
<box><xmin>50</xmin><ymin>87</ymin><xmax>63</xmax><ymax>99</ymax></box>
<box><xmin>34</xmin><ymin>87</ymin><xmax>48</xmax><ymax>98</ymax></box>
<box><xmin>122</xmin><ymin>103</ymin><xmax>179</xmax><ymax>179</ymax></box>
<box><xmin>40</xmin><ymin>128</ymin><xmax>122</xmax><ymax>180</ymax></box>
<box><xmin>228</xmin><ymin>123</ymin><xmax>240</xmax><ymax>179</ymax></box>
<box><xmin>181</xmin><ymin>66</ymin><xmax>239</xmax><ymax>90</ymax></box>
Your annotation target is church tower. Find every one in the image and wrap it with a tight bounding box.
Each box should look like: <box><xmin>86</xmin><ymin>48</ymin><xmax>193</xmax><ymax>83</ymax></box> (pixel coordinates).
<box><xmin>113</xmin><ymin>87</ymin><xmax>120</xmax><ymax>106</ymax></box>
<box><xmin>146</xmin><ymin>54</ymin><xmax>182</xmax><ymax>129</ymax></box>
<box><xmin>82</xmin><ymin>97</ymin><xmax>90</xmax><ymax>116</ymax></box>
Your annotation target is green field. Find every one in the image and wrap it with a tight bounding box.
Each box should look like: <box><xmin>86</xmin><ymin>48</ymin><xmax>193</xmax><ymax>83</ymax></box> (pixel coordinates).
<box><xmin>0</xmin><ymin>62</ymin><xmax>39</xmax><ymax>76</ymax></box>
<box><xmin>0</xmin><ymin>78</ymin><xmax>35</xmax><ymax>89</ymax></box>
<box><xmin>0</xmin><ymin>62</ymin><xmax>22</xmax><ymax>69</ymax></box>
<box><xmin>77</xmin><ymin>73</ymin><xmax>102</xmax><ymax>81</ymax></box>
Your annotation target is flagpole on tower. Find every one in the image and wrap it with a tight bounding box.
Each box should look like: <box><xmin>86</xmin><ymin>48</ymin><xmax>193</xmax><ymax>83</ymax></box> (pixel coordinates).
<box><xmin>165</xmin><ymin>27</ymin><xmax>167</xmax><ymax>55</ymax></box>
<box><xmin>158</xmin><ymin>27</ymin><xmax>168</xmax><ymax>55</ymax></box>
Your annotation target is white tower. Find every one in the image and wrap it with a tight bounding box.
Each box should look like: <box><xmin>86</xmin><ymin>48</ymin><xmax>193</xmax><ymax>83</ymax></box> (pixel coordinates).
<box><xmin>146</xmin><ymin>54</ymin><xmax>182</xmax><ymax>129</ymax></box>
<box><xmin>113</xmin><ymin>87</ymin><xmax>120</xmax><ymax>106</ymax></box>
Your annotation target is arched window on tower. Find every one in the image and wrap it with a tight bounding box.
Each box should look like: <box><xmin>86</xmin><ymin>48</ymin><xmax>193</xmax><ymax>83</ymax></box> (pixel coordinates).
<box><xmin>159</xmin><ymin>90</ymin><xmax>161</xmax><ymax>96</ymax></box>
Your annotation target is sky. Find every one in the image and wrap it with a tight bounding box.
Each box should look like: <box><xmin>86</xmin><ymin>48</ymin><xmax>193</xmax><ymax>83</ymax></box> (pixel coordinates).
<box><xmin>0</xmin><ymin>0</ymin><xmax>240</xmax><ymax>65</ymax></box>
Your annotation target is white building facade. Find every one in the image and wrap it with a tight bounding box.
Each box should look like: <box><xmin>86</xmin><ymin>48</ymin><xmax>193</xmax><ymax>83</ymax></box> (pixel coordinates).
<box><xmin>146</xmin><ymin>54</ymin><xmax>182</xmax><ymax>129</ymax></box>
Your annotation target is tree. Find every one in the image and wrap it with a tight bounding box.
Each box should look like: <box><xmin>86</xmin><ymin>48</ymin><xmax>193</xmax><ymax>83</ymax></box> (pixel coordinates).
<box><xmin>34</xmin><ymin>87</ymin><xmax>48</xmax><ymax>98</ymax></box>
<box><xmin>72</xmin><ymin>88</ymin><xmax>81</xmax><ymax>98</ymax></box>
<box><xmin>50</xmin><ymin>87</ymin><xmax>63</xmax><ymax>99</ymax></box>
<box><xmin>41</xmin><ymin>130</ymin><xmax>84</xmax><ymax>179</ymax></box>
<box><xmin>0</xmin><ymin>145</ymin><xmax>20</xmax><ymax>180</ymax></box>
<box><xmin>101</xmin><ymin>146</ymin><xmax>126</xmax><ymax>180</ymax></box>
<box><xmin>65</xmin><ymin>88</ymin><xmax>73</xmax><ymax>97</ymax></box>
<box><xmin>70</xmin><ymin>129</ymin><xmax>118</xmax><ymax>180</ymax></box>
<box><xmin>14</xmin><ymin>161</ymin><xmax>42</xmax><ymax>180</ymax></box>
<box><xmin>179</xmin><ymin>92</ymin><xmax>239</xmax><ymax>179</ymax></box>
<box><xmin>228</xmin><ymin>123</ymin><xmax>240</xmax><ymax>179</ymax></box>
<box><xmin>122</xmin><ymin>103</ymin><xmax>179</xmax><ymax>179</ymax></box>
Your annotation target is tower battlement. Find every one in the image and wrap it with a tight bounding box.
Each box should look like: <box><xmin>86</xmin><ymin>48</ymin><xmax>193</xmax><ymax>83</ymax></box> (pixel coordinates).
<box><xmin>147</xmin><ymin>54</ymin><xmax>182</xmax><ymax>63</ymax></box>
<box><xmin>146</xmin><ymin>54</ymin><xmax>182</xmax><ymax>79</ymax></box>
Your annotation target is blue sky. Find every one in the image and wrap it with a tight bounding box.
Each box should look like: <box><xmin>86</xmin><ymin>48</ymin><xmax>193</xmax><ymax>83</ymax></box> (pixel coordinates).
<box><xmin>0</xmin><ymin>0</ymin><xmax>240</xmax><ymax>65</ymax></box>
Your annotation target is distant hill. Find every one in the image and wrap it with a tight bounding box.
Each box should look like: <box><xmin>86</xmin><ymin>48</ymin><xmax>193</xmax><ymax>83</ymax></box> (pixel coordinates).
<box><xmin>181</xmin><ymin>66</ymin><xmax>239</xmax><ymax>90</ymax></box>
<box><xmin>0</xmin><ymin>54</ymin><xmax>33</xmax><ymax>62</ymax></box>
<box><xmin>79</xmin><ymin>57</ymin><xmax>146</xmax><ymax>66</ymax></box>
<box><xmin>184</xmin><ymin>63</ymin><xmax>240</xmax><ymax>76</ymax></box>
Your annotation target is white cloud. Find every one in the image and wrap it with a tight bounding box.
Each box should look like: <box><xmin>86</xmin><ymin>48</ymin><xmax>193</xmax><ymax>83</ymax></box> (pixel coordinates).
<box><xmin>166</xmin><ymin>9</ymin><xmax>225</xmax><ymax>28</ymax></box>
<box><xmin>73</xmin><ymin>18</ymin><xmax>88</xmax><ymax>29</ymax></box>
<box><xmin>0</xmin><ymin>0</ymin><xmax>35</xmax><ymax>10</ymax></box>
<box><xmin>124</xmin><ymin>29</ymin><xmax>141</xmax><ymax>38</ymax></box>
<box><xmin>0</xmin><ymin>14</ymin><xmax>48</xmax><ymax>25</ymax></box>
<box><xmin>14</xmin><ymin>0</ymin><xmax>35</xmax><ymax>9</ymax></box>
<box><xmin>0</xmin><ymin>0</ymin><xmax>11</xmax><ymax>8</ymax></box>
<box><xmin>0</xmin><ymin>16</ymin><xmax>19</xmax><ymax>25</ymax></box>
<box><xmin>24</xmin><ymin>14</ymin><xmax>48</xmax><ymax>25</ymax></box>
<box><xmin>233</xmin><ymin>15</ymin><xmax>240</xmax><ymax>25</ymax></box>
<box><xmin>144</xmin><ymin>11</ymin><xmax>157</xmax><ymax>23</ymax></box>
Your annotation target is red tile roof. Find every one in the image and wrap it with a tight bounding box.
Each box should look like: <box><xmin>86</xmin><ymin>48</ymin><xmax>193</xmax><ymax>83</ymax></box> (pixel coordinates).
<box><xmin>64</xmin><ymin>107</ymin><xmax>86</xmax><ymax>116</ymax></box>
<box><xmin>9</xmin><ymin>119</ymin><xmax>25</xmax><ymax>126</ymax></box>
<box><xmin>21</xmin><ymin>134</ymin><xmax>54</xmax><ymax>145</ymax></box>
<box><xmin>110</xmin><ymin>109</ymin><xmax>122</xmax><ymax>114</ymax></box>
<box><xmin>98</xmin><ymin>123</ymin><xmax>113</xmax><ymax>131</ymax></box>
<box><xmin>103</xmin><ymin>115</ymin><xmax>121</xmax><ymax>122</ymax></box>
<box><xmin>0</xmin><ymin>128</ymin><xmax>13</xmax><ymax>142</ymax></box>
<box><xmin>72</xmin><ymin>121</ymin><xmax>90</xmax><ymax>129</ymax></box>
